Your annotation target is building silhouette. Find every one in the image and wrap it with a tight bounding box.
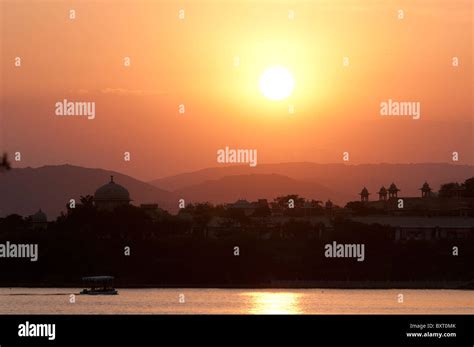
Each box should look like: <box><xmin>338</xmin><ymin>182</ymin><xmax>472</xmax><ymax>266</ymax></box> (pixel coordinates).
<box><xmin>94</xmin><ymin>176</ymin><xmax>131</xmax><ymax>211</ymax></box>
<box><xmin>359</xmin><ymin>187</ymin><xmax>369</xmax><ymax>202</ymax></box>
<box><xmin>378</xmin><ymin>186</ymin><xmax>388</xmax><ymax>201</ymax></box>
<box><xmin>358</xmin><ymin>182</ymin><xmax>472</xmax><ymax>217</ymax></box>
<box><xmin>29</xmin><ymin>209</ymin><xmax>48</xmax><ymax>229</ymax></box>
<box><xmin>420</xmin><ymin>182</ymin><xmax>432</xmax><ymax>198</ymax></box>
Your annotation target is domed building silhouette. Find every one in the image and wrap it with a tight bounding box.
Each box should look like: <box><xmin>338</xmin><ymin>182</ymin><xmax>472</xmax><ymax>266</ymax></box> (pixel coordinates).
<box><xmin>30</xmin><ymin>209</ymin><xmax>48</xmax><ymax>229</ymax></box>
<box><xmin>378</xmin><ymin>186</ymin><xmax>388</xmax><ymax>201</ymax></box>
<box><xmin>359</xmin><ymin>187</ymin><xmax>370</xmax><ymax>202</ymax></box>
<box><xmin>356</xmin><ymin>181</ymin><xmax>472</xmax><ymax>217</ymax></box>
<box><xmin>420</xmin><ymin>181</ymin><xmax>432</xmax><ymax>198</ymax></box>
<box><xmin>388</xmin><ymin>182</ymin><xmax>400</xmax><ymax>199</ymax></box>
<box><xmin>94</xmin><ymin>176</ymin><xmax>131</xmax><ymax>211</ymax></box>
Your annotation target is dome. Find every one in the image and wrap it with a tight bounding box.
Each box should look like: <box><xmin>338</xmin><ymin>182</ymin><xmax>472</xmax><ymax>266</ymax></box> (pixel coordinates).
<box><xmin>31</xmin><ymin>209</ymin><xmax>47</xmax><ymax>223</ymax></box>
<box><xmin>421</xmin><ymin>182</ymin><xmax>431</xmax><ymax>190</ymax></box>
<box><xmin>94</xmin><ymin>176</ymin><xmax>131</xmax><ymax>202</ymax></box>
<box><xmin>388</xmin><ymin>182</ymin><xmax>399</xmax><ymax>192</ymax></box>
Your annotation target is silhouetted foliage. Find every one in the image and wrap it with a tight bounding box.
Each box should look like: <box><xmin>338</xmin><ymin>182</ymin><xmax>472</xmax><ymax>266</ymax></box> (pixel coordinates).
<box><xmin>439</xmin><ymin>182</ymin><xmax>462</xmax><ymax>198</ymax></box>
<box><xmin>273</xmin><ymin>194</ymin><xmax>305</xmax><ymax>209</ymax></box>
<box><xmin>0</xmin><ymin>214</ymin><xmax>27</xmax><ymax>231</ymax></box>
<box><xmin>0</xmin><ymin>176</ymin><xmax>473</xmax><ymax>287</ymax></box>
<box><xmin>80</xmin><ymin>195</ymin><xmax>95</xmax><ymax>208</ymax></box>
<box><xmin>0</xmin><ymin>153</ymin><xmax>11</xmax><ymax>172</ymax></box>
<box><xmin>252</xmin><ymin>205</ymin><xmax>271</xmax><ymax>217</ymax></box>
<box><xmin>439</xmin><ymin>177</ymin><xmax>474</xmax><ymax>198</ymax></box>
<box><xmin>345</xmin><ymin>201</ymin><xmax>381</xmax><ymax>215</ymax></box>
<box><xmin>463</xmin><ymin>177</ymin><xmax>474</xmax><ymax>197</ymax></box>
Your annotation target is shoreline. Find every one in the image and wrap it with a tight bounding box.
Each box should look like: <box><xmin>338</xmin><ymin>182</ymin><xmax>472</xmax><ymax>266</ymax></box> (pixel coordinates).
<box><xmin>1</xmin><ymin>281</ymin><xmax>472</xmax><ymax>290</ymax></box>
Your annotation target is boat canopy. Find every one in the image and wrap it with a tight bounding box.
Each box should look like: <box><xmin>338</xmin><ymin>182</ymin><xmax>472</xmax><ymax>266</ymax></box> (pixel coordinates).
<box><xmin>82</xmin><ymin>276</ymin><xmax>114</xmax><ymax>282</ymax></box>
<box><xmin>81</xmin><ymin>276</ymin><xmax>115</xmax><ymax>287</ymax></box>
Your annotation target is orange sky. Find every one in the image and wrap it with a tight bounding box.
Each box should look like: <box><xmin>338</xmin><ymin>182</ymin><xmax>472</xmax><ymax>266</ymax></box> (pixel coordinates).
<box><xmin>1</xmin><ymin>0</ymin><xmax>472</xmax><ymax>180</ymax></box>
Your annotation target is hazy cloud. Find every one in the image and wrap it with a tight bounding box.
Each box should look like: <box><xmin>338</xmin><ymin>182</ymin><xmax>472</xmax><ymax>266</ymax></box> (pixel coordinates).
<box><xmin>100</xmin><ymin>88</ymin><xmax>167</xmax><ymax>96</ymax></box>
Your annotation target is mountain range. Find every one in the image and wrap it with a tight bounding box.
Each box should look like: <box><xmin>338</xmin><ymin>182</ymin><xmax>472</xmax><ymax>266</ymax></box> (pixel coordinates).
<box><xmin>150</xmin><ymin>162</ymin><xmax>473</xmax><ymax>202</ymax></box>
<box><xmin>0</xmin><ymin>165</ymin><xmax>175</xmax><ymax>219</ymax></box>
<box><xmin>0</xmin><ymin>163</ymin><xmax>472</xmax><ymax>219</ymax></box>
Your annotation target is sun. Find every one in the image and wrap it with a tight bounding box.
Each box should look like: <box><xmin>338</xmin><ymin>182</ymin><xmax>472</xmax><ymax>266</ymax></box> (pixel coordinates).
<box><xmin>259</xmin><ymin>66</ymin><xmax>294</xmax><ymax>101</ymax></box>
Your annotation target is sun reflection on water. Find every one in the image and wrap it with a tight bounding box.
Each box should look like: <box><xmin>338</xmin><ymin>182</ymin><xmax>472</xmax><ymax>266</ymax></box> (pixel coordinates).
<box><xmin>242</xmin><ymin>292</ymin><xmax>302</xmax><ymax>314</ymax></box>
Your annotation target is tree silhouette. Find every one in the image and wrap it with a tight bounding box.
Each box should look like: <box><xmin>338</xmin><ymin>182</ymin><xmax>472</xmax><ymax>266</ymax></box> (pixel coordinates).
<box><xmin>80</xmin><ymin>195</ymin><xmax>95</xmax><ymax>208</ymax></box>
<box><xmin>0</xmin><ymin>153</ymin><xmax>11</xmax><ymax>172</ymax></box>
<box><xmin>273</xmin><ymin>194</ymin><xmax>305</xmax><ymax>208</ymax></box>
<box><xmin>252</xmin><ymin>204</ymin><xmax>271</xmax><ymax>217</ymax></box>
<box><xmin>439</xmin><ymin>182</ymin><xmax>462</xmax><ymax>198</ymax></box>
<box><xmin>187</xmin><ymin>203</ymin><xmax>214</xmax><ymax>238</ymax></box>
<box><xmin>464</xmin><ymin>177</ymin><xmax>474</xmax><ymax>197</ymax></box>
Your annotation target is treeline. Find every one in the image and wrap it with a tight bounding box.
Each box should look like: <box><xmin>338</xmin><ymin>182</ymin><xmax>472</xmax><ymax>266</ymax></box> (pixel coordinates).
<box><xmin>439</xmin><ymin>177</ymin><xmax>474</xmax><ymax>197</ymax></box>
<box><xmin>0</xmin><ymin>208</ymin><xmax>472</xmax><ymax>286</ymax></box>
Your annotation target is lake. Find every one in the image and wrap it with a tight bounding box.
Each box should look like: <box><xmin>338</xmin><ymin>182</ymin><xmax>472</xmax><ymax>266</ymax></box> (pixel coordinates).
<box><xmin>0</xmin><ymin>288</ymin><xmax>472</xmax><ymax>314</ymax></box>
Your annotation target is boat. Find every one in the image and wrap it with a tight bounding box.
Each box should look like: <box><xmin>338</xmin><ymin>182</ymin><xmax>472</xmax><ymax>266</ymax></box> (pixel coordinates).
<box><xmin>80</xmin><ymin>276</ymin><xmax>118</xmax><ymax>295</ymax></box>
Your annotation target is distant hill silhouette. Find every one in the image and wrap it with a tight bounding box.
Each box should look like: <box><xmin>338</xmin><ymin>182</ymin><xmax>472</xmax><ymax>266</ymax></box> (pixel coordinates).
<box><xmin>0</xmin><ymin>165</ymin><xmax>176</xmax><ymax>219</ymax></box>
<box><xmin>2</xmin><ymin>163</ymin><xmax>472</xmax><ymax>219</ymax></box>
<box><xmin>175</xmin><ymin>173</ymin><xmax>342</xmax><ymax>204</ymax></box>
<box><xmin>150</xmin><ymin>162</ymin><xmax>474</xmax><ymax>204</ymax></box>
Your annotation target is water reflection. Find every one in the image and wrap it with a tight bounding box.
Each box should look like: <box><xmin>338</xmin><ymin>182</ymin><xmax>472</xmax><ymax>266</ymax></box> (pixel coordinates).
<box><xmin>242</xmin><ymin>292</ymin><xmax>302</xmax><ymax>314</ymax></box>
